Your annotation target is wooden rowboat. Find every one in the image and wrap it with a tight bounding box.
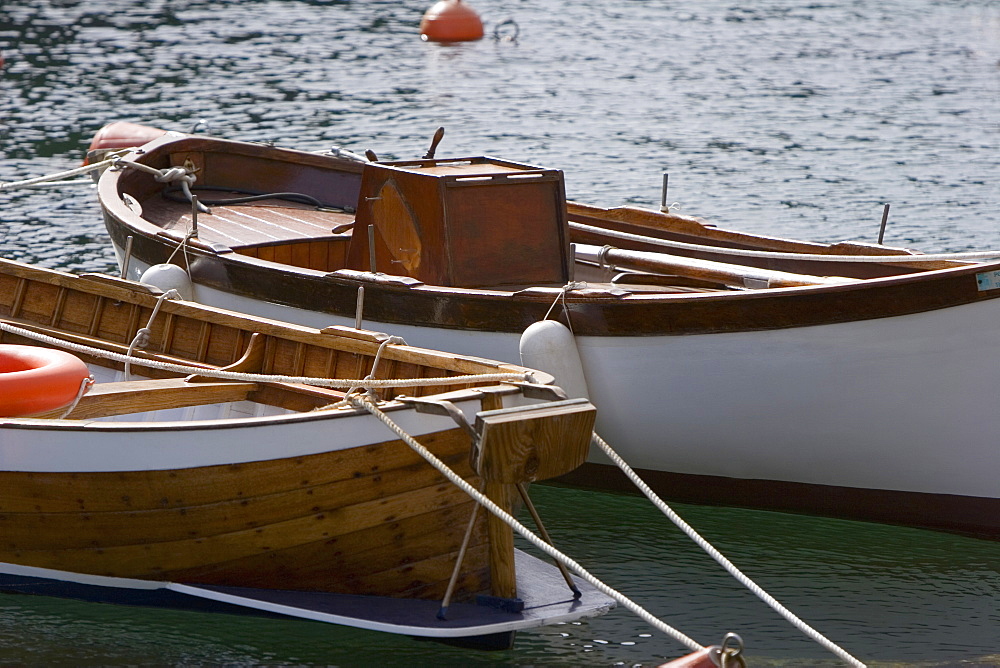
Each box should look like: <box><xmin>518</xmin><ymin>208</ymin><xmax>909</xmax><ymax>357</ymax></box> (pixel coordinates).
<box><xmin>95</xmin><ymin>131</ymin><xmax>1000</xmax><ymax>539</ymax></box>
<box><xmin>0</xmin><ymin>256</ymin><xmax>612</xmax><ymax>648</ymax></box>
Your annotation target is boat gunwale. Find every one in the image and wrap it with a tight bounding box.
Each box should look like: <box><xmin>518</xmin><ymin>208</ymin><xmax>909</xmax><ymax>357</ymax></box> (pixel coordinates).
<box><xmin>0</xmin><ymin>391</ymin><xmax>497</xmax><ymax>433</ymax></box>
<box><xmin>97</xmin><ymin>135</ymin><xmax>1000</xmax><ymax>337</ymax></box>
<box><xmin>100</xmin><ymin>216</ymin><xmax>1000</xmax><ymax>336</ymax></box>
<box><xmin>0</xmin><ymin>256</ymin><xmax>544</xmax><ymax>377</ymax></box>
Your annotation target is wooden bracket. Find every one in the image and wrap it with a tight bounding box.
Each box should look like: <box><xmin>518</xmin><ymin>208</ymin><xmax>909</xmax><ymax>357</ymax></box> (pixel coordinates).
<box><xmin>474</xmin><ymin>398</ymin><xmax>596</xmax><ymax>484</ymax></box>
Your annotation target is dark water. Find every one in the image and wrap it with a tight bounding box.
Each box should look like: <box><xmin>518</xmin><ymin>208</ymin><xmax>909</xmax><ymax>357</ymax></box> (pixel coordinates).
<box><xmin>1</xmin><ymin>0</ymin><xmax>999</xmax><ymax>665</ymax></box>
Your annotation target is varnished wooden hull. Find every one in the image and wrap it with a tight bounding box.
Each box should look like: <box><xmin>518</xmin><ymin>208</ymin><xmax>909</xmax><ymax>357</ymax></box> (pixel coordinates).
<box><xmin>0</xmin><ymin>256</ymin><xmax>612</xmax><ymax>640</ymax></box>
<box><xmin>97</xmin><ymin>135</ymin><xmax>1000</xmax><ymax>538</ymax></box>
<box><xmin>1</xmin><ymin>425</ymin><xmax>486</xmax><ymax>598</ymax></box>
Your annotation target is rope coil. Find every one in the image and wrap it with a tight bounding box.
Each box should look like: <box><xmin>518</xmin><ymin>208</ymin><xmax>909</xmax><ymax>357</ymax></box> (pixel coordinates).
<box><xmin>113</xmin><ymin>157</ymin><xmax>210</xmax><ymax>213</ymax></box>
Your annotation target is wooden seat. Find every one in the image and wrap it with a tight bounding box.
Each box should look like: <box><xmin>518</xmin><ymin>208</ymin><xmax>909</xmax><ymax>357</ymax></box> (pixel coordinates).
<box><xmin>32</xmin><ymin>377</ymin><xmax>259</xmax><ymax>420</ymax></box>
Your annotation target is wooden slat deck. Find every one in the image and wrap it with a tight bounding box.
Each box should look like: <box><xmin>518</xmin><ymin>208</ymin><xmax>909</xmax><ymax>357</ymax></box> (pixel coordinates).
<box><xmin>141</xmin><ymin>194</ymin><xmax>355</xmax><ymax>249</ymax></box>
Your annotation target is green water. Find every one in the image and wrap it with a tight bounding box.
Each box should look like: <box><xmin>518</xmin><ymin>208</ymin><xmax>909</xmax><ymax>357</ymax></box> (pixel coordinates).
<box><xmin>2</xmin><ymin>485</ymin><xmax>998</xmax><ymax>666</ymax></box>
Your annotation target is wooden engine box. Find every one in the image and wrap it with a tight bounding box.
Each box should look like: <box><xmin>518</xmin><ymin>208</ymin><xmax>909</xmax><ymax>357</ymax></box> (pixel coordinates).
<box><xmin>346</xmin><ymin>157</ymin><xmax>571</xmax><ymax>288</ymax></box>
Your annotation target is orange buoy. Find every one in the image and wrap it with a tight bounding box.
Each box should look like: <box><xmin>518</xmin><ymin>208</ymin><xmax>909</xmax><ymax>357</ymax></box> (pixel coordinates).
<box><xmin>655</xmin><ymin>647</ymin><xmax>717</xmax><ymax>668</ymax></box>
<box><xmin>0</xmin><ymin>345</ymin><xmax>91</xmax><ymax>417</ymax></box>
<box><xmin>420</xmin><ymin>0</ymin><xmax>484</xmax><ymax>42</ymax></box>
<box><xmin>83</xmin><ymin>121</ymin><xmax>168</xmax><ymax>164</ymax></box>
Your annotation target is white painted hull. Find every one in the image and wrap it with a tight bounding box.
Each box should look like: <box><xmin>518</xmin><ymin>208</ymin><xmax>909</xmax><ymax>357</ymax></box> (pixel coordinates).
<box><xmin>574</xmin><ymin>299</ymin><xmax>1000</xmax><ymax>499</ymax></box>
<box><xmin>0</xmin><ymin>393</ymin><xmax>486</xmax><ymax>473</ymax></box>
<box><xmin>0</xmin><ymin>355</ymin><xmax>545</xmax><ymax>472</ymax></box>
<box><xmin>127</xmin><ymin>260</ymin><xmax>1000</xmax><ymax>503</ymax></box>
<box><xmin>95</xmin><ymin>132</ymin><xmax>1000</xmax><ymax>536</ymax></box>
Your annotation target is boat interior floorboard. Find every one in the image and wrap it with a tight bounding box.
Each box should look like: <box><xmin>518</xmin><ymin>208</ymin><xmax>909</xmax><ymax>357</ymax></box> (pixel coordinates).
<box><xmin>142</xmin><ymin>195</ymin><xmax>355</xmax><ymax>249</ymax></box>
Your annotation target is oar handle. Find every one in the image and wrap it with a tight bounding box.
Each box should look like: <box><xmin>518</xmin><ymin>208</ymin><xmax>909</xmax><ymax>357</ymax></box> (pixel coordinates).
<box><xmin>424</xmin><ymin>127</ymin><xmax>445</xmax><ymax>159</ymax></box>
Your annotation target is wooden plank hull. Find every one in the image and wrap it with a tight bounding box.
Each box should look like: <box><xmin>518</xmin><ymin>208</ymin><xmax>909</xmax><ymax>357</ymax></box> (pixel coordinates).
<box><xmin>0</xmin><ymin>255</ymin><xmax>610</xmax><ymax>642</ymax></box>
<box><xmin>0</xmin><ymin>427</ymin><xmax>487</xmax><ymax>598</ymax></box>
<box><xmin>97</xmin><ymin>135</ymin><xmax>1000</xmax><ymax>538</ymax></box>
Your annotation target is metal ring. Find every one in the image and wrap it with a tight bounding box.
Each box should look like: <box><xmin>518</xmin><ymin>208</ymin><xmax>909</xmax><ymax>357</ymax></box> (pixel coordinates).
<box><xmin>718</xmin><ymin>632</ymin><xmax>745</xmax><ymax>668</ymax></box>
<box><xmin>493</xmin><ymin>18</ymin><xmax>519</xmax><ymax>42</ymax></box>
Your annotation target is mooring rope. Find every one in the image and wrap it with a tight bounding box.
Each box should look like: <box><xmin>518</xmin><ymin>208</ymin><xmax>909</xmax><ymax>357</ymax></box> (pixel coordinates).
<box><xmin>343</xmin><ymin>334</ymin><xmax>407</xmax><ymax>399</ymax></box>
<box><xmin>57</xmin><ymin>376</ymin><xmax>95</xmax><ymax>419</ymax></box>
<box><xmin>0</xmin><ymin>156</ymin><xmax>121</xmax><ymax>192</ymax></box>
<box><xmin>124</xmin><ymin>289</ymin><xmax>181</xmax><ymax>381</ymax></box>
<box><xmin>0</xmin><ymin>321</ymin><xmax>532</xmax><ymax>390</ymax></box>
<box><xmin>349</xmin><ymin>393</ymin><xmax>705</xmax><ymax>653</ymax></box>
<box><xmin>113</xmin><ymin>157</ymin><xmax>210</xmax><ymax>213</ymax></box>
<box><xmin>591</xmin><ymin>432</ymin><xmax>866</xmax><ymax>667</ymax></box>
<box><xmin>542</xmin><ymin>281</ymin><xmax>587</xmax><ymax>334</ymax></box>
<box><xmin>569</xmin><ymin>220</ymin><xmax>1000</xmax><ymax>263</ymax></box>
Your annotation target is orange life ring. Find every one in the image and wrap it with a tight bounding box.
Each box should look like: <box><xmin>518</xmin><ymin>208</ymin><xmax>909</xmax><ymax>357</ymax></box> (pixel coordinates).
<box><xmin>0</xmin><ymin>345</ymin><xmax>91</xmax><ymax>417</ymax></box>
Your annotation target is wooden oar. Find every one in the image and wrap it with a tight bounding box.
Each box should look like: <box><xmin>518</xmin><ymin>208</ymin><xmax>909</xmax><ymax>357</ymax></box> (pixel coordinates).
<box><xmin>573</xmin><ymin>244</ymin><xmax>860</xmax><ymax>289</ymax></box>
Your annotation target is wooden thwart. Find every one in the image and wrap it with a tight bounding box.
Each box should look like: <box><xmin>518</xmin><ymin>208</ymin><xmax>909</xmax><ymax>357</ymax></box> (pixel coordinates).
<box><xmin>32</xmin><ymin>378</ymin><xmax>260</xmax><ymax>420</ymax></box>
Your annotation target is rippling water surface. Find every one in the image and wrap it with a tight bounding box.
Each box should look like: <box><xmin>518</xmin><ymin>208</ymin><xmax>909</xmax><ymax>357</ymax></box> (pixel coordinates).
<box><xmin>1</xmin><ymin>0</ymin><xmax>999</xmax><ymax>665</ymax></box>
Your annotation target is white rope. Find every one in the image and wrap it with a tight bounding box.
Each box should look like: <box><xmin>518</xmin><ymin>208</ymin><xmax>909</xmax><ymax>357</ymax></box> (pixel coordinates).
<box><xmin>350</xmin><ymin>394</ymin><xmax>704</xmax><ymax>653</ymax></box>
<box><xmin>591</xmin><ymin>432</ymin><xmax>866</xmax><ymax>667</ymax></box>
<box><xmin>124</xmin><ymin>289</ymin><xmax>181</xmax><ymax>380</ymax></box>
<box><xmin>57</xmin><ymin>376</ymin><xmax>95</xmax><ymax>419</ymax></box>
<box><xmin>0</xmin><ymin>321</ymin><xmax>531</xmax><ymax>390</ymax></box>
<box><xmin>542</xmin><ymin>281</ymin><xmax>587</xmax><ymax>334</ymax></box>
<box><xmin>0</xmin><ymin>157</ymin><xmax>120</xmax><ymax>192</ymax></box>
<box><xmin>570</xmin><ymin>220</ymin><xmax>1000</xmax><ymax>263</ymax></box>
<box><xmin>345</xmin><ymin>335</ymin><xmax>407</xmax><ymax>398</ymax></box>
<box><xmin>113</xmin><ymin>157</ymin><xmax>210</xmax><ymax>214</ymax></box>
<box><xmin>162</xmin><ymin>231</ymin><xmax>196</xmax><ymax>287</ymax></box>
<box><xmin>110</xmin><ymin>157</ymin><xmax>168</xmax><ymax>178</ymax></box>
<box><xmin>8</xmin><ymin>179</ymin><xmax>96</xmax><ymax>189</ymax></box>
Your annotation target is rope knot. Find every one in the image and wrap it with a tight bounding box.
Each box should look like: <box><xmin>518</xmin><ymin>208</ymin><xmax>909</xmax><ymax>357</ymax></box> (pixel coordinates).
<box><xmin>154</xmin><ymin>166</ymin><xmax>194</xmax><ymax>184</ymax></box>
<box><xmin>133</xmin><ymin>327</ymin><xmax>152</xmax><ymax>348</ymax></box>
<box><xmin>542</xmin><ymin>281</ymin><xmax>587</xmax><ymax>330</ymax></box>
<box><xmin>57</xmin><ymin>375</ymin><xmax>96</xmax><ymax>419</ymax></box>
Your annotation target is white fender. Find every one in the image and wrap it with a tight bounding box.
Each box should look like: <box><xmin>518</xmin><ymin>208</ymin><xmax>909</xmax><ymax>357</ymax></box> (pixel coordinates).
<box><xmin>140</xmin><ymin>264</ymin><xmax>193</xmax><ymax>300</ymax></box>
<box><xmin>519</xmin><ymin>320</ymin><xmax>590</xmax><ymax>399</ymax></box>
